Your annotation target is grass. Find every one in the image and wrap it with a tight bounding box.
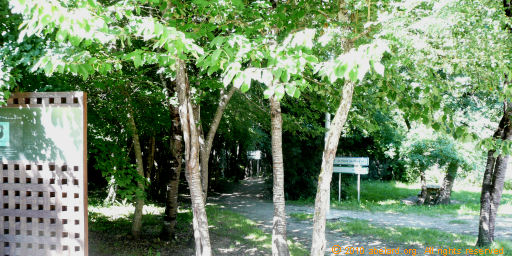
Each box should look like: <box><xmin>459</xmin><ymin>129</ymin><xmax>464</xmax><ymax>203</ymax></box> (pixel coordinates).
<box><xmin>289</xmin><ymin>212</ymin><xmax>512</xmax><ymax>254</ymax></box>
<box><xmin>88</xmin><ymin>202</ymin><xmax>307</xmax><ymax>255</ymax></box>
<box><xmin>206</xmin><ymin>206</ymin><xmax>308</xmax><ymax>255</ymax></box>
<box><xmin>326</xmin><ymin>219</ymin><xmax>512</xmax><ymax>253</ymax></box>
<box><xmin>290</xmin><ymin>180</ymin><xmax>512</xmax><ymax>217</ymax></box>
<box><xmin>448</xmin><ymin>219</ymin><xmax>470</xmax><ymax>225</ymax></box>
<box><xmin>289</xmin><ymin>212</ymin><xmax>313</xmax><ymax>221</ymax></box>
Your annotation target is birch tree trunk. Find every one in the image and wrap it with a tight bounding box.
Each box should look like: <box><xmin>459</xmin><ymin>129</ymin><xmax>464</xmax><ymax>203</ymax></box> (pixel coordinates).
<box><xmin>270</xmin><ymin>95</ymin><xmax>290</xmax><ymax>256</ymax></box>
<box><xmin>311</xmin><ymin>81</ymin><xmax>355</xmax><ymax>256</ymax></box>
<box><xmin>477</xmin><ymin>103</ymin><xmax>512</xmax><ymax>246</ymax></box>
<box><xmin>161</xmin><ymin>76</ymin><xmax>184</xmax><ymax>240</ymax></box>
<box><xmin>127</xmin><ymin>108</ymin><xmax>146</xmax><ymax>239</ymax></box>
<box><xmin>176</xmin><ymin>59</ymin><xmax>212</xmax><ymax>256</ymax></box>
<box><xmin>200</xmin><ymin>86</ymin><xmax>237</xmax><ymax>201</ymax></box>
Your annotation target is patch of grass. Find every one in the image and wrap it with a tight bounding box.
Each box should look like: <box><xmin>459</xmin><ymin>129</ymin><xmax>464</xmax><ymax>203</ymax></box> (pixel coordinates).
<box><xmin>291</xmin><ymin>180</ymin><xmax>512</xmax><ymax>217</ymax></box>
<box><xmin>206</xmin><ymin>206</ymin><xmax>307</xmax><ymax>255</ymax></box>
<box><xmin>448</xmin><ymin>219</ymin><xmax>470</xmax><ymax>225</ymax></box>
<box><xmin>290</xmin><ymin>212</ymin><xmax>313</xmax><ymax>221</ymax></box>
<box><xmin>327</xmin><ymin>219</ymin><xmax>512</xmax><ymax>252</ymax></box>
<box><xmin>89</xmin><ymin>203</ymin><xmax>307</xmax><ymax>255</ymax></box>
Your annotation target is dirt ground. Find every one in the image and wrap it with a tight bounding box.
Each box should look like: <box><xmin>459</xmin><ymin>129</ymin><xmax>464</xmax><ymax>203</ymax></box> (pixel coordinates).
<box><xmin>90</xmin><ymin>178</ymin><xmax>511</xmax><ymax>255</ymax></box>
<box><xmin>210</xmin><ymin>178</ymin><xmax>426</xmax><ymax>255</ymax></box>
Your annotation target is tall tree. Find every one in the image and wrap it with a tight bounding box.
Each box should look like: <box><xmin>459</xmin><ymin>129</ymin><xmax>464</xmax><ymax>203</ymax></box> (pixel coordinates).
<box><xmin>161</xmin><ymin>75</ymin><xmax>184</xmax><ymax>240</ymax></box>
<box><xmin>311</xmin><ymin>80</ymin><xmax>355</xmax><ymax>254</ymax></box>
<box><xmin>126</xmin><ymin>102</ymin><xmax>146</xmax><ymax>238</ymax></box>
<box><xmin>175</xmin><ymin>59</ymin><xmax>212</xmax><ymax>255</ymax></box>
<box><xmin>476</xmin><ymin>0</ymin><xmax>512</xmax><ymax>246</ymax></box>
<box><xmin>269</xmin><ymin>88</ymin><xmax>289</xmax><ymax>255</ymax></box>
<box><xmin>200</xmin><ymin>86</ymin><xmax>237</xmax><ymax>200</ymax></box>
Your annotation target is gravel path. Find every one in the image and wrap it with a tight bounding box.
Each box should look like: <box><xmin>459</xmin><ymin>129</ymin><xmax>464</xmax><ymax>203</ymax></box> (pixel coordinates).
<box><xmin>210</xmin><ymin>178</ymin><xmax>427</xmax><ymax>255</ymax></box>
<box><xmin>210</xmin><ymin>178</ymin><xmax>512</xmax><ymax>255</ymax></box>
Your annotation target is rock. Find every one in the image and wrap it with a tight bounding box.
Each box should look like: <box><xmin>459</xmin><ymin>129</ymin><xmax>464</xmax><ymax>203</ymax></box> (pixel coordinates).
<box><xmin>401</xmin><ymin>196</ymin><xmax>418</xmax><ymax>205</ymax></box>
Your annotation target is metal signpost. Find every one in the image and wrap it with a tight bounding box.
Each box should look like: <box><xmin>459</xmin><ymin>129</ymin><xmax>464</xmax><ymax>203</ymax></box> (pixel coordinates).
<box><xmin>333</xmin><ymin>157</ymin><xmax>369</xmax><ymax>202</ymax></box>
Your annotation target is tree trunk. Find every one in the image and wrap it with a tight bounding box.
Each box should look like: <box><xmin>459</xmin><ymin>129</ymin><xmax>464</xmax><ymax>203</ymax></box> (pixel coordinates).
<box><xmin>127</xmin><ymin>108</ymin><xmax>146</xmax><ymax>239</ymax></box>
<box><xmin>417</xmin><ymin>171</ymin><xmax>428</xmax><ymax>206</ymax></box>
<box><xmin>269</xmin><ymin>95</ymin><xmax>290</xmax><ymax>256</ymax></box>
<box><xmin>435</xmin><ymin>162</ymin><xmax>458</xmax><ymax>205</ymax></box>
<box><xmin>200</xmin><ymin>86</ymin><xmax>237</xmax><ymax>201</ymax></box>
<box><xmin>311</xmin><ymin>81</ymin><xmax>355</xmax><ymax>256</ymax></box>
<box><xmin>104</xmin><ymin>175</ymin><xmax>117</xmax><ymax>204</ymax></box>
<box><xmin>176</xmin><ymin>59</ymin><xmax>212</xmax><ymax>256</ymax></box>
<box><xmin>477</xmin><ymin>103</ymin><xmax>512</xmax><ymax>247</ymax></box>
<box><xmin>161</xmin><ymin>75</ymin><xmax>184</xmax><ymax>241</ymax></box>
<box><xmin>478</xmin><ymin>1</ymin><xmax>512</xmax><ymax>247</ymax></box>
<box><xmin>146</xmin><ymin>136</ymin><xmax>156</xmax><ymax>179</ymax></box>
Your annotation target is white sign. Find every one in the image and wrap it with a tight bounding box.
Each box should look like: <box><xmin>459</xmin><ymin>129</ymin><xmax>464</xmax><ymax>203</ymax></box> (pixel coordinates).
<box><xmin>248</xmin><ymin>150</ymin><xmax>261</xmax><ymax>160</ymax></box>
<box><xmin>333</xmin><ymin>166</ymin><xmax>369</xmax><ymax>174</ymax></box>
<box><xmin>333</xmin><ymin>157</ymin><xmax>369</xmax><ymax>166</ymax></box>
<box><xmin>333</xmin><ymin>156</ymin><xmax>369</xmax><ymax>202</ymax></box>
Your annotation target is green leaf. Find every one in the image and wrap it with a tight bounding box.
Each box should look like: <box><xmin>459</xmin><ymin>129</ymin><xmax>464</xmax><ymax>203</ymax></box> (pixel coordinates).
<box><xmin>43</xmin><ymin>62</ymin><xmax>53</xmax><ymax>75</ymax></box>
<box><xmin>211</xmin><ymin>36</ymin><xmax>225</xmax><ymax>47</ymax></box>
<box><xmin>348</xmin><ymin>67</ymin><xmax>358</xmax><ymax>82</ymax></box>
<box><xmin>154</xmin><ymin>22</ymin><xmax>164</xmax><ymax>37</ymax></box>
<box><xmin>212</xmin><ymin>49</ymin><xmax>222</xmax><ymax>62</ymax></box>
<box><xmin>240</xmin><ymin>82</ymin><xmax>250</xmax><ymax>93</ymax></box>
<box><xmin>207</xmin><ymin>65</ymin><xmax>219</xmax><ymax>76</ymax></box>
<box><xmin>70</xmin><ymin>64</ymin><xmax>78</xmax><ymax>74</ymax></box>
<box><xmin>285</xmin><ymin>84</ymin><xmax>300</xmax><ymax>98</ymax></box>
<box><xmin>455</xmin><ymin>126</ymin><xmax>465</xmax><ymax>139</ymax></box>
<box><xmin>304</xmin><ymin>55</ymin><xmax>319</xmax><ymax>63</ymax></box>
<box><xmin>335</xmin><ymin>63</ymin><xmax>348</xmax><ymax>77</ymax></box>
<box><xmin>273</xmin><ymin>69</ymin><xmax>283</xmax><ymax>81</ymax></box>
<box><xmin>274</xmin><ymin>85</ymin><xmax>285</xmax><ymax>101</ymax></box>
<box><xmin>281</xmin><ymin>70</ymin><xmax>290</xmax><ymax>83</ymax></box>
<box><xmin>133</xmin><ymin>53</ymin><xmax>142</xmax><ymax>67</ymax></box>
<box><xmin>78</xmin><ymin>65</ymin><xmax>89</xmax><ymax>80</ymax></box>
<box><xmin>40</xmin><ymin>14</ymin><xmax>52</xmax><ymax>26</ymax></box>
<box><xmin>55</xmin><ymin>30</ymin><xmax>68</xmax><ymax>42</ymax></box>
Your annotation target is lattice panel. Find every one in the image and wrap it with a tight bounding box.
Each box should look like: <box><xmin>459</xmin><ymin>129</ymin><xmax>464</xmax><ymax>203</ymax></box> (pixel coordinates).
<box><xmin>0</xmin><ymin>92</ymin><xmax>87</xmax><ymax>256</ymax></box>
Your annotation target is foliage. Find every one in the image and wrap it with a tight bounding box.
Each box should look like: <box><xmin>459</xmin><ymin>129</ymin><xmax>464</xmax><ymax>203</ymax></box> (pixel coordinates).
<box><xmin>400</xmin><ymin>134</ymin><xmax>472</xmax><ymax>182</ymax></box>
<box><xmin>376</xmin><ymin>0</ymin><xmax>511</xmax><ymax>150</ymax></box>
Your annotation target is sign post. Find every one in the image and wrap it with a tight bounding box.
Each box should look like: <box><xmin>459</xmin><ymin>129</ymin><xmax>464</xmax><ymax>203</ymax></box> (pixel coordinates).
<box><xmin>333</xmin><ymin>157</ymin><xmax>369</xmax><ymax>202</ymax></box>
<box><xmin>247</xmin><ymin>150</ymin><xmax>261</xmax><ymax>177</ymax></box>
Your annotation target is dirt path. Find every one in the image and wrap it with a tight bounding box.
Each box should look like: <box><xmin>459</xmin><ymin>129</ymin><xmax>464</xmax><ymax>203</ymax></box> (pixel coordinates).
<box><xmin>211</xmin><ymin>178</ymin><xmax>428</xmax><ymax>255</ymax></box>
